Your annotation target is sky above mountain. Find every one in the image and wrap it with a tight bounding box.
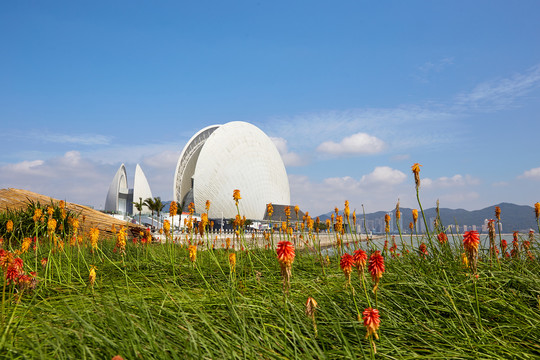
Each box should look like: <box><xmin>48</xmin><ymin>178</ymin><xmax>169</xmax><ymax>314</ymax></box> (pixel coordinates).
<box><xmin>1</xmin><ymin>1</ymin><xmax>540</xmax><ymax>215</ymax></box>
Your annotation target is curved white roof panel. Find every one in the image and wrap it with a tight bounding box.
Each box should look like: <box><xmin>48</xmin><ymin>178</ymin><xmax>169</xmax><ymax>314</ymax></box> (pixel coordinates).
<box><xmin>133</xmin><ymin>164</ymin><xmax>153</xmax><ymax>214</ymax></box>
<box><xmin>174</xmin><ymin>121</ymin><xmax>290</xmax><ymax>220</ymax></box>
<box><xmin>104</xmin><ymin>164</ymin><xmax>128</xmax><ymax>213</ymax></box>
<box><xmin>173</xmin><ymin>125</ymin><xmax>220</xmax><ymax>204</ymax></box>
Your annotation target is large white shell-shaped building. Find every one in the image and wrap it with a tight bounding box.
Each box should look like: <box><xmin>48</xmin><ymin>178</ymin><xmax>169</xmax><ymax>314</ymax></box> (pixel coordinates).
<box><xmin>173</xmin><ymin>121</ymin><xmax>290</xmax><ymax>220</ymax></box>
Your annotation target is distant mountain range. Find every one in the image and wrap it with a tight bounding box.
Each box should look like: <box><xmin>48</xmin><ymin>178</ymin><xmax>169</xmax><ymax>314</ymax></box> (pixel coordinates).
<box><xmin>318</xmin><ymin>203</ymin><xmax>538</xmax><ymax>233</ymax></box>
<box><xmin>159</xmin><ymin>201</ymin><xmax>538</xmax><ymax>233</ymax></box>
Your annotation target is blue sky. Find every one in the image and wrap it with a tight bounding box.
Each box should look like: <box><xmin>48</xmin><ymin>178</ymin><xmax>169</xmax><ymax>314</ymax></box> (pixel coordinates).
<box><xmin>1</xmin><ymin>1</ymin><xmax>540</xmax><ymax>215</ymax></box>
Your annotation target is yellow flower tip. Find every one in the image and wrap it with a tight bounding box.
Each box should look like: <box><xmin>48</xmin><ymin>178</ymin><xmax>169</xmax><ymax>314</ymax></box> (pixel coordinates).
<box><xmin>233</xmin><ymin>189</ymin><xmax>241</xmax><ymax>203</ymax></box>
<box><xmin>6</xmin><ymin>220</ymin><xmax>13</xmax><ymax>233</ymax></box>
<box><xmin>411</xmin><ymin>163</ymin><xmax>422</xmax><ymax>174</ymax></box>
<box><xmin>228</xmin><ymin>252</ymin><xmax>236</xmax><ymax>271</ymax></box>
<box><xmin>412</xmin><ymin>209</ymin><xmax>418</xmax><ymax>223</ymax></box>
<box><xmin>89</xmin><ymin>265</ymin><xmax>97</xmax><ymax>287</ymax></box>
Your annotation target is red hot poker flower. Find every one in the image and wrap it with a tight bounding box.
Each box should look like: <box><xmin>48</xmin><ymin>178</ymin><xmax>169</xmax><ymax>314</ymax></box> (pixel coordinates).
<box><xmin>276</xmin><ymin>241</ymin><xmax>295</xmax><ymax>293</ymax></box>
<box><xmin>463</xmin><ymin>230</ymin><xmax>480</xmax><ymax>274</ymax></box>
<box><xmin>362</xmin><ymin>308</ymin><xmax>381</xmax><ymax>340</ymax></box>
<box><xmin>437</xmin><ymin>232</ymin><xmax>448</xmax><ymax>244</ymax></box>
<box><xmin>463</xmin><ymin>231</ymin><xmax>480</xmax><ymax>252</ymax></box>
<box><xmin>353</xmin><ymin>249</ymin><xmax>367</xmax><ymax>271</ymax></box>
<box><xmin>419</xmin><ymin>243</ymin><xmax>428</xmax><ymax>257</ymax></box>
<box><xmin>368</xmin><ymin>251</ymin><xmax>385</xmax><ymax>291</ymax></box>
<box><xmin>501</xmin><ymin>239</ymin><xmax>508</xmax><ymax>254</ymax></box>
<box><xmin>340</xmin><ymin>253</ymin><xmax>354</xmax><ymax>272</ymax></box>
<box><xmin>340</xmin><ymin>253</ymin><xmax>354</xmax><ymax>284</ymax></box>
<box><xmin>276</xmin><ymin>241</ymin><xmax>295</xmax><ymax>267</ymax></box>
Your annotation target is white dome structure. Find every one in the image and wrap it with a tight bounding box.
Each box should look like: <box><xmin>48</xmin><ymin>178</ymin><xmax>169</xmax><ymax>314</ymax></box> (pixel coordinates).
<box><xmin>173</xmin><ymin>121</ymin><xmax>290</xmax><ymax>220</ymax></box>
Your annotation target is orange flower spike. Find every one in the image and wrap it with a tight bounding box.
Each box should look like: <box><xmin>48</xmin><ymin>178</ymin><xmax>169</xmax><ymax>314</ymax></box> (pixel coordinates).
<box><xmin>463</xmin><ymin>230</ymin><xmax>480</xmax><ymax>252</ymax></box>
<box><xmin>169</xmin><ymin>201</ymin><xmax>178</xmax><ymax>217</ymax></box>
<box><xmin>353</xmin><ymin>249</ymin><xmax>367</xmax><ymax>271</ymax></box>
<box><xmin>408</xmin><ymin>222</ymin><xmax>414</xmax><ymax>231</ymax></box>
<box><xmin>495</xmin><ymin>206</ymin><xmax>501</xmax><ymax>221</ymax></box>
<box><xmin>284</xmin><ymin>206</ymin><xmax>291</xmax><ymax>220</ymax></box>
<box><xmin>362</xmin><ymin>307</ymin><xmax>381</xmax><ymax>340</ymax></box>
<box><xmin>267</xmin><ymin>203</ymin><xmax>274</xmax><ymax>217</ymax></box>
<box><xmin>368</xmin><ymin>251</ymin><xmax>385</xmax><ymax>290</ymax></box>
<box><xmin>228</xmin><ymin>252</ymin><xmax>236</xmax><ymax>272</ymax></box>
<box><xmin>340</xmin><ymin>253</ymin><xmax>355</xmax><ymax>284</ymax></box>
<box><xmin>437</xmin><ymin>232</ymin><xmax>448</xmax><ymax>244</ymax></box>
<box><xmin>411</xmin><ymin>163</ymin><xmax>422</xmax><ymax>189</ymax></box>
<box><xmin>412</xmin><ymin>209</ymin><xmax>418</xmax><ymax>224</ymax></box>
<box><xmin>384</xmin><ymin>214</ymin><xmax>391</xmax><ymax>233</ymax></box>
<box><xmin>419</xmin><ymin>243</ymin><xmax>428</xmax><ymax>257</ymax></box>
<box><xmin>294</xmin><ymin>205</ymin><xmax>300</xmax><ymax>217</ymax></box>
<box><xmin>6</xmin><ymin>220</ymin><xmax>13</xmax><ymax>233</ymax></box>
<box><xmin>188</xmin><ymin>245</ymin><xmax>197</xmax><ymax>263</ymax></box>
<box><xmin>233</xmin><ymin>189</ymin><xmax>241</xmax><ymax>205</ymax></box>
<box><xmin>276</xmin><ymin>241</ymin><xmax>295</xmax><ymax>292</ymax></box>
<box><xmin>163</xmin><ymin>220</ymin><xmax>171</xmax><ymax>235</ymax></box>
<box><xmin>535</xmin><ymin>202</ymin><xmax>540</xmax><ymax>219</ymax></box>
<box><xmin>276</xmin><ymin>241</ymin><xmax>296</xmax><ymax>264</ymax></box>
<box><xmin>344</xmin><ymin>200</ymin><xmax>350</xmax><ymax>221</ymax></box>
<box><xmin>461</xmin><ymin>252</ymin><xmax>469</xmax><ymax>267</ymax></box>
<box><xmin>89</xmin><ymin>265</ymin><xmax>97</xmax><ymax>287</ymax></box>
<box><xmin>463</xmin><ymin>230</ymin><xmax>480</xmax><ymax>273</ymax></box>
<box><xmin>33</xmin><ymin>208</ymin><xmax>42</xmax><ymax>223</ymax></box>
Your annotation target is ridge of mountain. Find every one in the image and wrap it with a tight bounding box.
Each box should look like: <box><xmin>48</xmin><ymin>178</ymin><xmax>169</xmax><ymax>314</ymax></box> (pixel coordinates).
<box><xmin>317</xmin><ymin>202</ymin><xmax>537</xmax><ymax>232</ymax></box>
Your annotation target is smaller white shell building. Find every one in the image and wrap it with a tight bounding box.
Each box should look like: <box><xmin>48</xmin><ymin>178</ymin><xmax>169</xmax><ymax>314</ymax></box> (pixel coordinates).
<box><xmin>173</xmin><ymin>121</ymin><xmax>290</xmax><ymax>220</ymax></box>
<box><xmin>105</xmin><ymin>164</ymin><xmax>153</xmax><ymax>215</ymax></box>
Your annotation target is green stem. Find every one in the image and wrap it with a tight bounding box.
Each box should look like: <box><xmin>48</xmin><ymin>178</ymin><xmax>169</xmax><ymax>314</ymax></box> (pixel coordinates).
<box><xmin>416</xmin><ymin>188</ymin><xmax>436</xmax><ymax>255</ymax></box>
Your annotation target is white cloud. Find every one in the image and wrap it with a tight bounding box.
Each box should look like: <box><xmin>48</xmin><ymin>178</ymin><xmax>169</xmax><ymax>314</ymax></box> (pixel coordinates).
<box><xmin>288</xmin><ymin>166</ymin><xmax>410</xmax><ymax>215</ymax></box>
<box><xmin>0</xmin><ymin>151</ymin><xmax>173</xmax><ymax>209</ymax></box>
<box><xmin>265</xmin><ymin>106</ymin><xmax>458</xmax><ymax>156</ymax></box>
<box><xmin>359</xmin><ymin>166</ymin><xmax>407</xmax><ymax>186</ymax></box>
<box><xmin>39</xmin><ymin>133</ymin><xmax>113</xmax><ymax>145</ymax></box>
<box><xmin>391</xmin><ymin>154</ymin><xmax>410</xmax><ymax>161</ymax></box>
<box><xmin>416</xmin><ymin>57</ymin><xmax>455</xmax><ymax>83</ymax></box>
<box><xmin>519</xmin><ymin>167</ymin><xmax>540</xmax><ymax>180</ymax></box>
<box><xmin>142</xmin><ymin>150</ymin><xmax>181</xmax><ymax>170</ymax></box>
<box><xmin>422</xmin><ymin>174</ymin><xmax>480</xmax><ymax>188</ymax></box>
<box><xmin>86</xmin><ymin>143</ymin><xmax>181</xmax><ymax>165</ymax></box>
<box><xmin>455</xmin><ymin>64</ymin><xmax>540</xmax><ymax>111</ymax></box>
<box><xmin>317</xmin><ymin>132</ymin><xmax>385</xmax><ymax>156</ymax></box>
<box><xmin>438</xmin><ymin>191</ymin><xmax>480</xmax><ymax>205</ymax></box>
<box><xmin>270</xmin><ymin>137</ymin><xmax>304</xmax><ymax>166</ymax></box>
<box><xmin>4</xmin><ymin>160</ymin><xmax>45</xmax><ymax>173</ymax></box>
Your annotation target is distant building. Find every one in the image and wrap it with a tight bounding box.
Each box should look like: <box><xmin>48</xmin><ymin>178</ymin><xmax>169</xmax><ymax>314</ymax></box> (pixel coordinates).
<box><xmin>104</xmin><ymin>164</ymin><xmax>153</xmax><ymax>215</ymax></box>
<box><xmin>173</xmin><ymin>121</ymin><xmax>290</xmax><ymax>221</ymax></box>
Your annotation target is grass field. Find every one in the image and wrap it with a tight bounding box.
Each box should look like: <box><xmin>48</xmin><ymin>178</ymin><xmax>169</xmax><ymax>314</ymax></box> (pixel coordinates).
<box><xmin>0</xmin><ymin>217</ymin><xmax>539</xmax><ymax>359</ymax></box>
<box><xmin>0</xmin><ymin>171</ymin><xmax>539</xmax><ymax>359</ymax></box>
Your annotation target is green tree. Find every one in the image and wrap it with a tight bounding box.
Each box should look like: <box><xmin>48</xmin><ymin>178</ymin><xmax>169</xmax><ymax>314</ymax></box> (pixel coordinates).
<box><xmin>144</xmin><ymin>197</ymin><xmax>156</xmax><ymax>228</ymax></box>
<box><xmin>154</xmin><ymin>197</ymin><xmax>166</xmax><ymax>229</ymax></box>
<box><xmin>133</xmin><ymin>197</ymin><xmax>144</xmax><ymax>225</ymax></box>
